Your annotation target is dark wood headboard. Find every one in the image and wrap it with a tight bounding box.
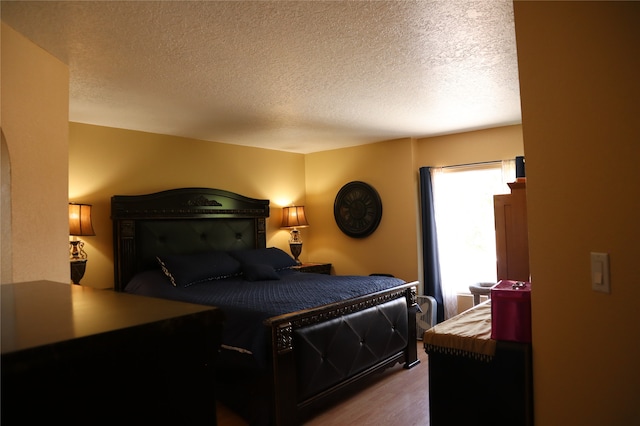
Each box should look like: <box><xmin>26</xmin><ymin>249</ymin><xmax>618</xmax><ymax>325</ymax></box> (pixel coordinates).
<box><xmin>111</xmin><ymin>188</ymin><xmax>270</xmax><ymax>291</ymax></box>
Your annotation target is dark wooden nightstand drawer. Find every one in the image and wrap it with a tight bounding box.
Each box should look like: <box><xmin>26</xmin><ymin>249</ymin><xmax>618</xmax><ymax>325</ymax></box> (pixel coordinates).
<box><xmin>291</xmin><ymin>263</ymin><xmax>332</xmax><ymax>275</ymax></box>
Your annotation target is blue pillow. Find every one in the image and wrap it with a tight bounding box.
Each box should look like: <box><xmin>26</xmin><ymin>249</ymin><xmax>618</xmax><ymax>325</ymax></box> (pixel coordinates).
<box><xmin>156</xmin><ymin>251</ymin><xmax>242</xmax><ymax>287</ymax></box>
<box><xmin>242</xmin><ymin>263</ymin><xmax>281</xmax><ymax>281</ymax></box>
<box><xmin>229</xmin><ymin>247</ymin><xmax>297</xmax><ymax>271</ymax></box>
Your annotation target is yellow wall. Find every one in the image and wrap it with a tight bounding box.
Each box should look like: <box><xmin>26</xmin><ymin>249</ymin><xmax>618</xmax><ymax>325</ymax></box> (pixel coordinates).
<box><xmin>302</xmin><ymin>127</ymin><xmax>525</xmax><ymax>288</ymax></box>
<box><xmin>304</xmin><ymin>138</ymin><xmax>419</xmax><ymax>282</ymax></box>
<box><xmin>514</xmin><ymin>2</ymin><xmax>640</xmax><ymax>424</ymax></box>
<box><xmin>72</xmin><ymin>124</ymin><xmax>524</xmax><ymax>291</ymax></box>
<box><xmin>69</xmin><ymin>123</ymin><xmax>306</xmax><ymax>289</ymax></box>
<box><xmin>1</xmin><ymin>22</ymin><xmax>69</xmax><ymax>284</ymax></box>
<box><xmin>414</xmin><ymin>125</ymin><xmax>524</xmax><ymax>167</ymax></box>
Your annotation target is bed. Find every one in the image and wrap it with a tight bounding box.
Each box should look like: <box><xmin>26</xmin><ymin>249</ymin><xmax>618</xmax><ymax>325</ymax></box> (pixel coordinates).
<box><xmin>111</xmin><ymin>187</ymin><xmax>420</xmax><ymax>425</ymax></box>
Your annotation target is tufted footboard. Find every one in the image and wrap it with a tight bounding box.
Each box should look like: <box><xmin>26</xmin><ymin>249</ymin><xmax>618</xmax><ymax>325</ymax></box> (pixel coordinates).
<box><xmin>266</xmin><ymin>282</ymin><xmax>420</xmax><ymax>425</ymax></box>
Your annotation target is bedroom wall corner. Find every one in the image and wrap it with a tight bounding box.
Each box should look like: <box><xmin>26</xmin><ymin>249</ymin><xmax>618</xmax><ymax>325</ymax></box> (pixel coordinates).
<box><xmin>304</xmin><ymin>139</ymin><xmax>419</xmax><ymax>282</ymax></box>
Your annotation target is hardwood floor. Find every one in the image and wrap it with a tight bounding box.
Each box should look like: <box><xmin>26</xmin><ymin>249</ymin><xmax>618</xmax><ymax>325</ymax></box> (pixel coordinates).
<box><xmin>216</xmin><ymin>341</ymin><xmax>430</xmax><ymax>426</ymax></box>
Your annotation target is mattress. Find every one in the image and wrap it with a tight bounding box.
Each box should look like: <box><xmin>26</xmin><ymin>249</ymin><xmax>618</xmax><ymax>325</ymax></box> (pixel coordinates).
<box><xmin>125</xmin><ymin>269</ymin><xmax>405</xmax><ymax>362</ymax></box>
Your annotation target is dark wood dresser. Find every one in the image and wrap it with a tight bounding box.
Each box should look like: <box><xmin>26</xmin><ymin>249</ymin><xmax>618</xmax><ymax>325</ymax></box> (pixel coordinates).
<box><xmin>1</xmin><ymin>281</ymin><xmax>224</xmax><ymax>425</ymax></box>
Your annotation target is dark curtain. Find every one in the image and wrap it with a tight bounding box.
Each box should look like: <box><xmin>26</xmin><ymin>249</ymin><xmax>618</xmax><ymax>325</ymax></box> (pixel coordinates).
<box><xmin>419</xmin><ymin>167</ymin><xmax>444</xmax><ymax>323</ymax></box>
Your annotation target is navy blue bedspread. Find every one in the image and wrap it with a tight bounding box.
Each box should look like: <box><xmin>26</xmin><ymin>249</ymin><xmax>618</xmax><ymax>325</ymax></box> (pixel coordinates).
<box><xmin>125</xmin><ymin>269</ymin><xmax>406</xmax><ymax>363</ymax></box>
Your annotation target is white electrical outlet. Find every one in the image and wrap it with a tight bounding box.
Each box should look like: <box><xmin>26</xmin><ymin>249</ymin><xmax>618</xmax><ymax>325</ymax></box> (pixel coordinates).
<box><xmin>590</xmin><ymin>252</ymin><xmax>610</xmax><ymax>294</ymax></box>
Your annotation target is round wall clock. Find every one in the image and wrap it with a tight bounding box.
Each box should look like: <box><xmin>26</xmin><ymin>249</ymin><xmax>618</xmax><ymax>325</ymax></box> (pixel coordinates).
<box><xmin>334</xmin><ymin>181</ymin><xmax>382</xmax><ymax>238</ymax></box>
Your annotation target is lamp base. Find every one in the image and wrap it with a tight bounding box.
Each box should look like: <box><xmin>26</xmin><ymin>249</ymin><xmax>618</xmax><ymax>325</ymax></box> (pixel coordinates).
<box><xmin>70</xmin><ymin>260</ymin><xmax>87</xmax><ymax>285</ymax></box>
<box><xmin>70</xmin><ymin>240</ymin><xmax>88</xmax><ymax>260</ymax></box>
<box><xmin>289</xmin><ymin>242</ymin><xmax>303</xmax><ymax>265</ymax></box>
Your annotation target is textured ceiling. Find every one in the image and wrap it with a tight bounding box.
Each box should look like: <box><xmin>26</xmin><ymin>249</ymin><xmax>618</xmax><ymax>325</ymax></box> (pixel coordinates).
<box><xmin>1</xmin><ymin>1</ymin><xmax>521</xmax><ymax>154</ymax></box>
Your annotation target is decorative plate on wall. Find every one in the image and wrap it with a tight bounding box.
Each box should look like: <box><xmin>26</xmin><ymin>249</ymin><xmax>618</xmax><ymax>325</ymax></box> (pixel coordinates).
<box><xmin>333</xmin><ymin>181</ymin><xmax>382</xmax><ymax>238</ymax></box>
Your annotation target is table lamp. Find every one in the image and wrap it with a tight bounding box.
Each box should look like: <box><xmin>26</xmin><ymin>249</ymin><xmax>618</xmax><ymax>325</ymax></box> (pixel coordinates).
<box><xmin>280</xmin><ymin>206</ymin><xmax>309</xmax><ymax>264</ymax></box>
<box><xmin>69</xmin><ymin>203</ymin><xmax>95</xmax><ymax>284</ymax></box>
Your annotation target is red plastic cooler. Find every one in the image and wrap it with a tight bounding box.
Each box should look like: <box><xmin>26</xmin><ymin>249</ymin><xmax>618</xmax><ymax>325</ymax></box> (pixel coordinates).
<box><xmin>490</xmin><ymin>280</ymin><xmax>532</xmax><ymax>343</ymax></box>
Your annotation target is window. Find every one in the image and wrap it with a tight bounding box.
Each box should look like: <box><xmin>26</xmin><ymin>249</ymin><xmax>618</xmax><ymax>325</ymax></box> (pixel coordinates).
<box><xmin>432</xmin><ymin>160</ymin><xmax>515</xmax><ymax>319</ymax></box>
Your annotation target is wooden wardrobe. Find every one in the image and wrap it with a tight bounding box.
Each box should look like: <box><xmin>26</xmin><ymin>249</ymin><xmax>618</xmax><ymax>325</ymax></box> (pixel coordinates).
<box><xmin>494</xmin><ymin>181</ymin><xmax>530</xmax><ymax>282</ymax></box>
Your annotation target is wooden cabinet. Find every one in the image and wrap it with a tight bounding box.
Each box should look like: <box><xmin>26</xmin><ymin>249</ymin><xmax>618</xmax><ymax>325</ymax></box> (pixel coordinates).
<box><xmin>494</xmin><ymin>181</ymin><xmax>530</xmax><ymax>282</ymax></box>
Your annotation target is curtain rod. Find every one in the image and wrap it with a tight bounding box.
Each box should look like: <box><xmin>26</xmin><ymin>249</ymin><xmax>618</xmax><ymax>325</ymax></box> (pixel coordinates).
<box><xmin>440</xmin><ymin>160</ymin><xmax>503</xmax><ymax>169</ymax></box>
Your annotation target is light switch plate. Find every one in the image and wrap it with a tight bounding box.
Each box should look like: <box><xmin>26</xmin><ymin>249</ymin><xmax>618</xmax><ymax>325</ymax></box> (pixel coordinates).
<box><xmin>591</xmin><ymin>252</ymin><xmax>610</xmax><ymax>294</ymax></box>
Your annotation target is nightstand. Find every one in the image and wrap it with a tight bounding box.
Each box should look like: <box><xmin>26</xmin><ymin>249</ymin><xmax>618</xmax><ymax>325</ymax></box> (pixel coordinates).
<box><xmin>291</xmin><ymin>263</ymin><xmax>332</xmax><ymax>275</ymax></box>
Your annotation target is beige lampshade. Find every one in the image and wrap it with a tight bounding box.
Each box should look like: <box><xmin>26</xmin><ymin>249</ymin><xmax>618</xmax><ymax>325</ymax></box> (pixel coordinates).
<box><xmin>69</xmin><ymin>203</ymin><xmax>95</xmax><ymax>236</ymax></box>
<box><xmin>281</xmin><ymin>206</ymin><xmax>309</xmax><ymax>229</ymax></box>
